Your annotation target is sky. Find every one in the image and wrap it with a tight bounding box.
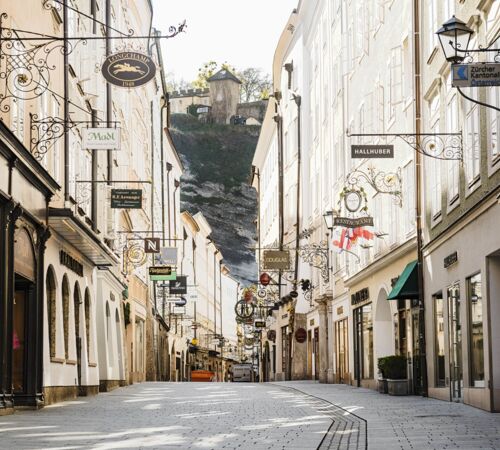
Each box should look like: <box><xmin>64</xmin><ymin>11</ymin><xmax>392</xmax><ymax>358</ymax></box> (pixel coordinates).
<box><xmin>152</xmin><ymin>0</ymin><xmax>298</xmax><ymax>84</ymax></box>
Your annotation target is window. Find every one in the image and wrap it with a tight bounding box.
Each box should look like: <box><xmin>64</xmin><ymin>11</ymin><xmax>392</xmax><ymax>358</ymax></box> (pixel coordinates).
<box><xmin>46</xmin><ymin>268</ymin><xmax>57</xmax><ymax>359</ymax></box>
<box><xmin>443</xmin><ymin>0</ymin><xmax>455</xmax><ymax>21</ymax></box>
<box><xmin>389</xmin><ymin>46</ymin><xmax>403</xmax><ymax>108</ymax></box>
<box><xmin>486</xmin><ymin>1</ymin><xmax>500</xmax><ymax>34</ymax></box>
<box><xmin>446</xmin><ymin>92</ymin><xmax>460</xmax><ymax>202</ymax></box>
<box><xmin>428</xmin><ymin>0</ymin><xmax>438</xmax><ymax>54</ymax></box>
<box><xmin>465</xmin><ymin>103</ymin><xmax>480</xmax><ymax>183</ymax></box>
<box><xmin>488</xmin><ymin>84</ymin><xmax>500</xmax><ymax>161</ymax></box>
<box><xmin>429</xmin><ymin>93</ymin><xmax>441</xmax><ymax>216</ymax></box>
<box><xmin>62</xmin><ymin>275</ymin><xmax>70</xmax><ymax>359</ymax></box>
<box><xmin>468</xmin><ymin>273</ymin><xmax>484</xmax><ymax>387</ymax></box>
<box><xmin>434</xmin><ymin>293</ymin><xmax>445</xmax><ymax>387</ymax></box>
<box><xmin>403</xmin><ymin>161</ymin><xmax>415</xmax><ymax>235</ymax></box>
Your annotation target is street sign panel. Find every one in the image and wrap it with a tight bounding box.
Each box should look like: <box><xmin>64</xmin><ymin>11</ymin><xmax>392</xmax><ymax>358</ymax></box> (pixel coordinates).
<box><xmin>110</xmin><ymin>189</ymin><xmax>142</xmax><ymax>209</ymax></box>
<box><xmin>262</xmin><ymin>250</ymin><xmax>291</xmax><ymax>271</ymax></box>
<box><xmin>144</xmin><ymin>238</ymin><xmax>160</xmax><ymax>254</ymax></box>
<box><xmin>82</xmin><ymin>127</ymin><xmax>121</xmax><ymax>150</ymax></box>
<box><xmin>156</xmin><ymin>247</ymin><xmax>178</xmax><ymax>265</ymax></box>
<box><xmin>452</xmin><ymin>63</ymin><xmax>500</xmax><ymax>87</ymax></box>
<box><xmin>254</xmin><ymin>321</ymin><xmax>266</xmax><ymax>328</ymax></box>
<box><xmin>351</xmin><ymin>144</ymin><xmax>394</xmax><ymax>158</ymax></box>
<box><xmin>149</xmin><ymin>266</ymin><xmax>176</xmax><ymax>281</ymax></box>
<box><xmin>333</xmin><ymin>216</ymin><xmax>374</xmax><ymax>228</ymax></box>
<box><xmin>169</xmin><ymin>276</ymin><xmax>187</xmax><ymax>295</ymax></box>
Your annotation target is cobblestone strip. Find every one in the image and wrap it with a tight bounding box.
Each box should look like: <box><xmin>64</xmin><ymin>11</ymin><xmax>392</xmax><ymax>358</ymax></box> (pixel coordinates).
<box><xmin>276</xmin><ymin>385</ymin><xmax>368</xmax><ymax>450</ymax></box>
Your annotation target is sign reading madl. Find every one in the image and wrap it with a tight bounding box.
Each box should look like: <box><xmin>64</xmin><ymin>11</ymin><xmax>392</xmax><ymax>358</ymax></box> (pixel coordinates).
<box><xmin>262</xmin><ymin>250</ymin><xmax>291</xmax><ymax>271</ymax></box>
<box><xmin>82</xmin><ymin>128</ymin><xmax>121</xmax><ymax>150</ymax></box>
<box><xmin>452</xmin><ymin>63</ymin><xmax>500</xmax><ymax>87</ymax></box>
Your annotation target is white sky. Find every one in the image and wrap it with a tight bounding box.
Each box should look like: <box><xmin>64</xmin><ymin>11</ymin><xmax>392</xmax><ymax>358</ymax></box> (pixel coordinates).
<box><xmin>152</xmin><ymin>0</ymin><xmax>298</xmax><ymax>83</ymax></box>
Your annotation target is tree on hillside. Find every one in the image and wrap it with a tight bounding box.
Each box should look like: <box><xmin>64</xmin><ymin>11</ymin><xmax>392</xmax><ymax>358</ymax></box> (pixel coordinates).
<box><xmin>238</xmin><ymin>68</ymin><xmax>272</xmax><ymax>103</ymax></box>
<box><xmin>192</xmin><ymin>61</ymin><xmax>236</xmax><ymax>89</ymax></box>
<box><xmin>166</xmin><ymin>72</ymin><xmax>191</xmax><ymax>92</ymax></box>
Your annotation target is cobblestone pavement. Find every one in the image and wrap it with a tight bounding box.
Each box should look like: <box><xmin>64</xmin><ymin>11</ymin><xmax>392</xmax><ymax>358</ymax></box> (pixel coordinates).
<box><xmin>0</xmin><ymin>381</ymin><xmax>499</xmax><ymax>450</ymax></box>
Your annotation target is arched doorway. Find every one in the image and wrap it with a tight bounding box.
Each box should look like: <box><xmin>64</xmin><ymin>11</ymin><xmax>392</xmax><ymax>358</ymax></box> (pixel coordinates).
<box><xmin>263</xmin><ymin>342</ymin><xmax>270</xmax><ymax>382</ymax></box>
<box><xmin>46</xmin><ymin>267</ymin><xmax>57</xmax><ymax>359</ymax></box>
<box><xmin>12</xmin><ymin>228</ymin><xmax>36</xmax><ymax>394</ymax></box>
<box><xmin>181</xmin><ymin>351</ymin><xmax>185</xmax><ymax>381</ymax></box>
<box><xmin>374</xmin><ymin>288</ymin><xmax>394</xmax><ymax>364</ymax></box>
<box><xmin>115</xmin><ymin>309</ymin><xmax>124</xmax><ymax>382</ymax></box>
<box><xmin>62</xmin><ymin>275</ymin><xmax>70</xmax><ymax>360</ymax></box>
<box><xmin>84</xmin><ymin>289</ymin><xmax>91</xmax><ymax>362</ymax></box>
<box><xmin>73</xmin><ymin>282</ymin><xmax>82</xmax><ymax>388</ymax></box>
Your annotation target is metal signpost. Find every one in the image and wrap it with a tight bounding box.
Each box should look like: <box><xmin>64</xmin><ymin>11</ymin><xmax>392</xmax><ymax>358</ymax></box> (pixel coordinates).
<box><xmin>262</xmin><ymin>250</ymin><xmax>291</xmax><ymax>271</ymax></box>
<box><xmin>82</xmin><ymin>127</ymin><xmax>121</xmax><ymax>150</ymax></box>
<box><xmin>351</xmin><ymin>144</ymin><xmax>394</xmax><ymax>158</ymax></box>
<box><xmin>101</xmin><ymin>52</ymin><xmax>157</xmax><ymax>88</ymax></box>
<box><xmin>110</xmin><ymin>189</ymin><xmax>142</xmax><ymax>209</ymax></box>
<box><xmin>452</xmin><ymin>63</ymin><xmax>500</xmax><ymax>87</ymax></box>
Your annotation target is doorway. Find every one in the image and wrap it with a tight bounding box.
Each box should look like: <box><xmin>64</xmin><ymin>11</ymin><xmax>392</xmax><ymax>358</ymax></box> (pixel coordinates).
<box><xmin>74</xmin><ymin>283</ymin><xmax>82</xmax><ymax>390</ymax></box>
<box><xmin>335</xmin><ymin>318</ymin><xmax>349</xmax><ymax>383</ymax></box>
<box><xmin>13</xmin><ymin>277</ymin><xmax>33</xmax><ymax>393</ymax></box>
<box><xmin>313</xmin><ymin>328</ymin><xmax>320</xmax><ymax>380</ymax></box>
<box><xmin>448</xmin><ymin>285</ymin><xmax>463</xmax><ymax>402</ymax></box>
<box><xmin>411</xmin><ymin>304</ymin><xmax>421</xmax><ymax>395</ymax></box>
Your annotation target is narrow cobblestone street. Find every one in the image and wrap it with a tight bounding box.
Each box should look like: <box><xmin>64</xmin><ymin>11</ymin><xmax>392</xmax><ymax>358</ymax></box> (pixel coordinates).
<box><xmin>0</xmin><ymin>382</ymin><xmax>499</xmax><ymax>450</ymax></box>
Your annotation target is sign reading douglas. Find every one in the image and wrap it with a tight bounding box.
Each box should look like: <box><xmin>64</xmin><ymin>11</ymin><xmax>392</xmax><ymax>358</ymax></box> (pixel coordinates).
<box><xmin>262</xmin><ymin>250</ymin><xmax>291</xmax><ymax>271</ymax></box>
<box><xmin>102</xmin><ymin>52</ymin><xmax>156</xmax><ymax>88</ymax></box>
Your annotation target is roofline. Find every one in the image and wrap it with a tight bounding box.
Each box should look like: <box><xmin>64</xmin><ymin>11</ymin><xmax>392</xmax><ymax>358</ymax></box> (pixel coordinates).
<box><xmin>164</xmin><ymin>127</ymin><xmax>185</xmax><ymax>172</ymax></box>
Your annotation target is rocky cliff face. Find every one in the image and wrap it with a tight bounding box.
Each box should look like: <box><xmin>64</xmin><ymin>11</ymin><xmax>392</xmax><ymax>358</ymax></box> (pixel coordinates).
<box><xmin>169</xmin><ymin>114</ymin><xmax>258</xmax><ymax>284</ymax></box>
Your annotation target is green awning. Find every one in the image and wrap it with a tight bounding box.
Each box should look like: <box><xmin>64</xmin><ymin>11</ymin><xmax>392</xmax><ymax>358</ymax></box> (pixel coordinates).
<box><xmin>387</xmin><ymin>260</ymin><xmax>419</xmax><ymax>300</ymax></box>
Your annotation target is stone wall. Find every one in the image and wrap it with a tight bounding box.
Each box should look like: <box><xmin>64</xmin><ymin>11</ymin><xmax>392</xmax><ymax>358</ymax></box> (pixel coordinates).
<box><xmin>236</xmin><ymin>100</ymin><xmax>268</xmax><ymax>124</ymax></box>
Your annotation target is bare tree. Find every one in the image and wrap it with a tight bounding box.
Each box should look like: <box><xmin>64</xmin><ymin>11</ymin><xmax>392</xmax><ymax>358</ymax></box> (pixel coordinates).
<box><xmin>238</xmin><ymin>68</ymin><xmax>272</xmax><ymax>103</ymax></box>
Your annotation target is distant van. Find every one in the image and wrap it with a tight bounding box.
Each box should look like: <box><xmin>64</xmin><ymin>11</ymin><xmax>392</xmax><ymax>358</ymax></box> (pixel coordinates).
<box><xmin>232</xmin><ymin>364</ymin><xmax>253</xmax><ymax>382</ymax></box>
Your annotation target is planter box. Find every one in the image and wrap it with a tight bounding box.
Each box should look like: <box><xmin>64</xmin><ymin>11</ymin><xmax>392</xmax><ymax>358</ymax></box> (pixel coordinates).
<box><xmin>377</xmin><ymin>378</ymin><xmax>388</xmax><ymax>394</ymax></box>
<box><xmin>387</xmin><ymin>379</ymin><xmax>409</xmax><ymax>396</ymax></box>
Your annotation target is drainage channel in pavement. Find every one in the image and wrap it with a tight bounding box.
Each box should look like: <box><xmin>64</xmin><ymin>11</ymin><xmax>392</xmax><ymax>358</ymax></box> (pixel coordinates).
<box><xmin>277</xmin><ymin>385</ymin><xmax>368</xmax><ymax>450</ymax></box>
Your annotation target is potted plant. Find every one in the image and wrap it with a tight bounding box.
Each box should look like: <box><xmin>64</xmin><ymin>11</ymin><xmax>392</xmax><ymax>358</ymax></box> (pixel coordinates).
<box><xmin>377</xmin><ymin>356</ymin><xmax>390</xmax><ymax>393</ymax></box>
<box><xmin>385</xmin><ymin>355</ymin><xmax>409</xmax><ymax>396</ymax></box>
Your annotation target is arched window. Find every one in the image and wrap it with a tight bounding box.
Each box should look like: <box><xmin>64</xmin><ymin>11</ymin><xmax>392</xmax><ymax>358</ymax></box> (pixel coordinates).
<box><xmin>62</xmin><ymin>275</ymin><xmax>70</xmax><ymax>359</ymax></box>
<box><xmin>73</xmin><ymin>282</ymin><xmax>81</xmax><ymax>356</ymax></box>
<box><xmin>84</xmin><ymin>288</ymin><xmax>91</xmax><ymax>361</ymax></box>
<box><xmin>46</xmin><ymin>267</ymin><xmax>57</xmax><ymax>358</ymax></box>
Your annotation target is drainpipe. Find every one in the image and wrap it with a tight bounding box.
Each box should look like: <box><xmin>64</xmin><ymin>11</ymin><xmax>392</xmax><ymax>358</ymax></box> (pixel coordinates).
<box><xmin>293</xmin><ymin>94</ymin><xmax>302</xmax><ymax>290</ymax></box>
<box><xmin>252</xmin><ymin>166</ymin><xmax>261</xmax><ymax>276</ymax></box>
<box><xmin>63</xmin><ymin>0</ymin><xmax>70</xmax><ymax>204</ymax></box>
<box><xmin>173</xmin><ymin>179</ymin><xmax>180</xmax><ymax>239</ymax></box>
<box><xmin>413</xmin><ymin>0</ymin><xmax>428</xmax><ymax>397</ymax></box>
<box><xmin>106</xmin><ymin>0</ymin><xmax>112</xmax><ymax>185</ymax></box>
<box><xmin>166</xmin><ymin>163</ymin><xmax>172</xmax><ymax>243</ymax></box>
<box><xmin>273</xmin><ymin>93</ymin><xmax>284</xmax><ymax>299</ymax></box>
<box><xmin>219</xmin><ymin>259</ymin><xmax>223</xmax><ymax>381</ymax></box>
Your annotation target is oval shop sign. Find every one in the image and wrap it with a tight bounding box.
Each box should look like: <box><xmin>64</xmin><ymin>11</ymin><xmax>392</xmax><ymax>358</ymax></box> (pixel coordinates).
<box><xmin>102</xmin><ymin>52</ymin><xmax>156</xmax><ymax>88</ymax></box>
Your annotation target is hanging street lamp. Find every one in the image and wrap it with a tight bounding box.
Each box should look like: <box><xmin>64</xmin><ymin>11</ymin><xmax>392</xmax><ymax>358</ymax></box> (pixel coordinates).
<box><xmin>436</xmin><ymin>16</ymin><xmax>474</xmax><ymax>64</ymax></box>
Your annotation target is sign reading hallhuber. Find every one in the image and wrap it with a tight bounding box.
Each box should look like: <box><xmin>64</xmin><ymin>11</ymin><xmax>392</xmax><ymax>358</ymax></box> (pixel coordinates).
<box><xmin>82</xmin><ymin>128</ymin><xmax>121</xmax><ymax>150</ymax></box>
<box><xmin>102</xmin><ymin>52</ymin><xmax>157</xmax><ymax>88</ymax></box>
<box><xmin>333</xmin><ymin>216</ymin><xmax>374</xmax><ymax>228</ymax></box>
<box><xmin>452</xmin><ymin>63</ymin><xmax>500</xmax><ymax>88</ymax></box>
<box><xmin>149</xmin><ymin>266</ymin><xmax>176</xmax><ymax>281</ymax></box>
<box><xmin>110</xmin><ymin>189</ymin><xmax>142</xmax><ymax>209</ymax></box>
<box><xmin>351</xmin><ymin>144</ymin><xmax>394</xmax><ymax>159</ymax></box>
<box><xmin>262</xmin><ymin>250</ymin><xmax>291</xmax><ymax>271</ymax></box>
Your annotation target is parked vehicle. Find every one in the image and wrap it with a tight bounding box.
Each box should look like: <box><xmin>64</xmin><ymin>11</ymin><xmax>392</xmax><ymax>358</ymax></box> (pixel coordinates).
<box><xmin>232</xmin><ymin>364</ymin><xmax>253</xmax><ymax>382</ymax></box>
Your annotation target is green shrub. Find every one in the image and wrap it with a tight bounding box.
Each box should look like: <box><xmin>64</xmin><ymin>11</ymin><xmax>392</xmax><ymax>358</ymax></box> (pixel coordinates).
<box><xmin>384</xmin><ymin>355</ymin><xmax>407</xmax><ymax>380</ymax></box>
<box><xmin>377</xmin><ymin>356</ymin><xmax>390</xmax><ymax>378</ymax></box>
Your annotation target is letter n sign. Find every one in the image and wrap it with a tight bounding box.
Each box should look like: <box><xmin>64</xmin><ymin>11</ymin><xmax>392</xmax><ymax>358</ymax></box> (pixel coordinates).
<box><xmin>144</xmin><ymin>238</ymin><xmax>160</xmax><ymax>254</ymax></box>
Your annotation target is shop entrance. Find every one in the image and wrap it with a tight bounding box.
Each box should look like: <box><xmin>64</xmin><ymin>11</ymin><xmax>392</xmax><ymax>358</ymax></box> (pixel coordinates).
<box><xmin>335</xmin><ymin>318</ymin><xmax>349</xmax><ymax>383</ymax></box>
<box><xmin>410</xmin><ymin>302</ymin><xmax>422</xmax><ymax>395</ymax></box>
<box><xmin>353</xmin><ymin>304</ymin><xmax>373</xmax><ymax>387</ymax></box>
<box><xmin>448</xmin><ymin>285</ymin><xmax>463</xmax><ymax>402</ymax></box>
<box><xmin>13</xmin><ymin>276</ymin><xmax>34</xmax><ymax>394</ymax></box>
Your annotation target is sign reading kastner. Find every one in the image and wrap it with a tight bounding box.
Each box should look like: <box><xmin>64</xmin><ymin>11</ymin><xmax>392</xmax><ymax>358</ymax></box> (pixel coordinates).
<box><xmin>351</xmin><ymin>144</ymin><xmax>394</xmax><ymax>159</ymax></box>
<box><xmin>102</xmin><ymin>52</ymin><xmax>156</xmax><ymax>88</ymax></box>
<box><xmin>452</xmin><ymin>63</ymin><xmax>500</xmax><ymax>88</ymax></box>
<box><xmin>262</xmin><ymin>250</ymin><xmax>291</xmax><ymax>271</ymax></box>
<box><xmin>110</xmin><ymin>189</ymin><xmax>142</xmax><ymax>209</ymax></box>
<box><xmin>82</xmin><ymin>128</ymin><xmax>121</xmax><ymax>150</ymax></box>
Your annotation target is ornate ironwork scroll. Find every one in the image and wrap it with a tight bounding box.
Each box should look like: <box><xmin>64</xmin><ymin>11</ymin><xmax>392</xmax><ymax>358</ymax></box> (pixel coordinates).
<box><xmin>30</xmin><ymin>114</ymin><xmax>77</xmax><ymax>160</ymax></box>
<box><xmin>346</xmin><ymin>166</ymin><xmax>403</xmax><ymax>207</ymax></box>
<box><xmin>298</xmin><ymin>241</ymin><xmax>329</xmax><ymax>284</ymax></box>
<box><xmin>0</xmin><ymin>14</ymin><xmax>86</xmax><ymax>112</ymax></box>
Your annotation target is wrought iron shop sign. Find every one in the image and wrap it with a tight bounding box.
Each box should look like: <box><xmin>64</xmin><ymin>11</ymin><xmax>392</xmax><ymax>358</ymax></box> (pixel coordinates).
<box><xmin>149</xmin><ymin>266</ymin><xmax>176</xmax><ymax>281</ymax></box>
<box><xmin>111</xmin><ymin>189</ymin><xmax>142</xmax><ymax>209</ymax></box>
<box><xmin>82</xmin><ymin>128</ymin><xmax>121</xmax><ymax>150</ymax></box>
<box><xmin>452</xmin><ymin>63</ymin><xmax>500</xmax><ymax>88</ymax></box>
<box><xmin>254</xmin><ymin>321</ymin><xmax>266</xmax><ymax>328</ymax></box>
<box><xmin>101</xmin><ymin>52</ymin><xmax>157</xmax><ymax>88</ymax></box>
<box><xmin>351</xmin><ymin>144</ymin><xmax>394</xmax><ymax>158</ymax></box>
<box><xmin>333</xmin><ymin>216</ymin><xmax>374</xmax><ymax>228</ymax></box>
<box><xmin>156</xmin><ymin>247</ymin><xmax>178</xmax><ymax>265</ymax></box>
<box><xmin>262</xmin><ymin>250</ymin><xmax>291</xmax><ymax>271</ymax></box>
